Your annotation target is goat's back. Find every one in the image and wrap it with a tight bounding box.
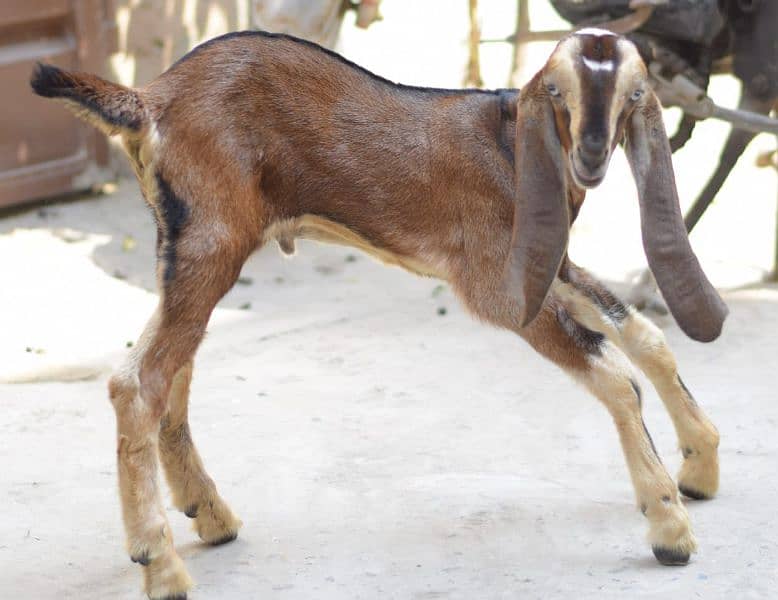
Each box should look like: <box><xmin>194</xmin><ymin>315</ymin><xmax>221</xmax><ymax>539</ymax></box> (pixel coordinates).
<box><xmin>141</xmin><ymin>32</ymin><xmax>516</xmax><ymax>273</ymax></box>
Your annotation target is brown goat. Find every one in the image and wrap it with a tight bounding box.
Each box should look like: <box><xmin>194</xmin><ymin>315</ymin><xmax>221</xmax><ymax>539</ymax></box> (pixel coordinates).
<box><xmin>32</xmin><ymin>29</ymin><xmax>726</xmax><ymax>599</ymax></box>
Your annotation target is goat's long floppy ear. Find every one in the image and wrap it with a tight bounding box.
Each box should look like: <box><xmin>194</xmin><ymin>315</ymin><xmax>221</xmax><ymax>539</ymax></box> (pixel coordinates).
<box><xmin>505</xmin><ymin>88</ymin><xmax>570</xmax><ymax>327</ymax></box>
<box><xmin>624</xmin><ymin>93</ymin><xmax>728</xmax><ymax>342</ymax></box>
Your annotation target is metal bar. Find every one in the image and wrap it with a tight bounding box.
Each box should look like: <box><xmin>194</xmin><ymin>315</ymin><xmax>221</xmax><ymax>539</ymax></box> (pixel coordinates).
<box><xmin>481</xmin><ymin>30</ymin><xmax>570</xmax><ymax>44</ymax></box>
<box><xmin>710</xmin><ymin>105</ymin><xmax>778</xmax><ymax>136</ymax></box>
<box><xmin>650</xmin><ymin>66</ymin><xmax>778</xmax><ymax>136</ymax></box>
<box><xmin>483</xmin><ymin>5</ymin><xmax>654</xmax><ymax>45</ymax></box>
<box><xmin>676</xmin><ymin>102</ymin><xmax>778</xmax><ymax>136</ymax></box>
<box><xmin>774</xmin><ymin>137</ymin><xmax>778</xmax><ymax>281</ymax></box>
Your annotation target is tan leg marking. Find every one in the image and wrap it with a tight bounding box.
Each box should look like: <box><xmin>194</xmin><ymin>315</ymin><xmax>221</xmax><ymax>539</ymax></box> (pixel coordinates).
<box><xmin>159</xmin><ymin>362</ymin><xmax>242</xmax><ymax>544</ymax></box>
<box><xmin>580</xmin><ymin>342</ymin><xmax>696</xmax><ymax>562</ymax></box>
<box><xmin>109</xmin><ymin>309</ymin><xmax>193</xmax><ymax>599</ymax></box>
<box><xmin>619</xmin><ymin>311</ymin><xmax>720</xmax><ymax>499</ymax></box>
<box><xmin>465</xmin><ymin>278</ymin><xmax>696</xmax><ymax>563</ymax></box>
<box><xmin>555</xmin><ymin>277</ymin><xmax>720</xmax><ymax>499</ymax></box>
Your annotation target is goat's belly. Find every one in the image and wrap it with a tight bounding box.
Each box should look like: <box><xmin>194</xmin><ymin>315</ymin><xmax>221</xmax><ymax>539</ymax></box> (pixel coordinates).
<box><xmin>264</xmin><ymin>214</ymin><xmax>447</xmax><ymax>279</ymax></box>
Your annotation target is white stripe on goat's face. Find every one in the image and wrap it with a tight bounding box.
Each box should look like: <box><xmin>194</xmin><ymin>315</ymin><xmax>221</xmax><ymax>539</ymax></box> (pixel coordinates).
<box><xmin>574</xmin><ymin>27</ymin><xmax>617</xmax><ymax>37</ymax></box>
<box><xmin>543</xmin><ymin>32</ymin><xmax>648</xmax><ymax>189</ymax></box>
<box><xmin>582</xmin><ymin>57</ymin><xmax>615</xmax><ymax>72</ymax></box>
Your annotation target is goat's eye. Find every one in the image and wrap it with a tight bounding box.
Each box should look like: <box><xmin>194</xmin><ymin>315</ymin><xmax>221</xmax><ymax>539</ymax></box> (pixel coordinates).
<box><xmin>547</xmin><ymin>84</ymin><xmax>560</xmax><ymax>97</ymax></box>
<box><xmin>630</xmin><ymin>89</ymin><xmax>643</xmax><ymax>101</ymax></box>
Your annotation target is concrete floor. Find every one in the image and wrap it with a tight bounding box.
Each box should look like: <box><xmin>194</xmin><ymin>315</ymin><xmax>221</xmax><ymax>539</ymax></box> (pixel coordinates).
<box><xmin>1</xmin><ymin>178</ymin><xmax>777</xmax><ymax>599</ymax></box>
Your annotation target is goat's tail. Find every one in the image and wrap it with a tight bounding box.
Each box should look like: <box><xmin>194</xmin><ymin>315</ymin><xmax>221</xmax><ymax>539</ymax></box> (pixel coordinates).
<box><xmin>30</xmin><ymin>63</ymin><xmax>147</xmax><ymax>138</ymax></box>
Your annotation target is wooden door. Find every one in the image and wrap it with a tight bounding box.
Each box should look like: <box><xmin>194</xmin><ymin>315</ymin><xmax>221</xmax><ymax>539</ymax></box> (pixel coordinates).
<box><xmin>0</xmin><ymin>0</ymin><xmax>116</xmax><ymax>208</ymax></box>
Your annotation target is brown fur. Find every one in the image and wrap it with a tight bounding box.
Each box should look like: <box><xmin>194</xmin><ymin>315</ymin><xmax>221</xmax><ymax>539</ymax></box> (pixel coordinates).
<box><xmin>32</xmin><ymin>30</ymin><xmax>722</xmax><ymax>598</ymax></box>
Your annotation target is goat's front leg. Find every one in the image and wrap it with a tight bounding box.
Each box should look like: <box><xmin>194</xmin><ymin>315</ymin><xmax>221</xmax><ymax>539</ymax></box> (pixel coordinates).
<box><xmin>559</xmin><ymin>263</ymin><xmax>720</xmax><ymax>500</ymax></box>
<box><xmin>580</xmin><ymin>340</ymin><xmax>695</xmax><ymax>564</ymax></box>
<box><xmin>471</xmin><ymin>290</ymin><xmax>696</xmax><ymax>564</ymax></box>
<box><xmin>159</xmin><ymin>361</ymin><xmax>242</xmax><ymax>545</ymax></box>
<box><xmin>618</xmin><ymin>310</ymin><xmax>720</xmax><ymax>499</ymax></box>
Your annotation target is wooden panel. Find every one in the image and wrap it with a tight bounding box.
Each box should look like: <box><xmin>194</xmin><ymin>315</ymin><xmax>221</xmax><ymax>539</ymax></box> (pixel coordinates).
<box><xmin>0</xmin><ymin>0</ymin><xmax>70</xmax><ymax>28</ymax></box>
<box><xmin>0</xmin><ymin>40</ymin><xmax>81</xmax><ymax>171</ymax></box>
<box><xmin>0</xmin><ymin>0</ymin><xmax>114</xmax><ymax>208</ymax></box>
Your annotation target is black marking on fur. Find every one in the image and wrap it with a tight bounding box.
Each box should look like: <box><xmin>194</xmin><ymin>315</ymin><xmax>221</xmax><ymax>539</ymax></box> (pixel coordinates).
<box><xmin>30</xmin><ymin>63</ymin><xmax>143</xmax><ymax>131</ymax></box>
<box><xmin>640</xmin><ymin>503</ymin><xmax>647</xmax><ymax>516</ymax></box>
<box><xmin>131</xmin><ymin>552</ymin><xmax>151</xmax><ymax>566</ymax></box>
<box><xmin>677</xmin><ymin>375</ymin><xmax>698</xmax><ymax>406</ymax></box>
<box><xmin>169</xmin><ymin>29</ymin><xmax>515</xmax><ymax>99</ymax></box>
<box><xmin>155</xmin><ymin>174</ymin><xmax>190</xmax><ymax>284</ymax></box>
<box><xmin>556</xmin><ymin>306</ymin><xmax>605</xmax><ymax>355</ymax></box>
<box><xmin>682</xmin><ymin>446</ymin><xmax>694</xmax><ymax>459</ymax></box>
<box><xmin>652</xmin><ymin>545</ymin><xmax>690</xmax><ymax>566</ymax></box>
<box><xmin>277</xmin><ymin>236</ymin><xmax>296</xmax><ymax>255</ymax></box>
<box><xmin>498</xmin><ymin>89</ymin><xmax>519</xmax><ymax>121</ymax></box>
<box><xmin>496</xmin><ymin>89</ymin><xmax>519</xmax><ymax>166</ymax></box>
<box><xmin>678</xmin><ymin>484</ymin><xmax>710</xmax><ymax>500</ymax></box>
<box><xmin>642</xmin><ymin>418</ymin><xmax>661</xmax><ymax>462</ymax></box>
<box><xmin>630</xmin><ymin>378</ymin><xmax>642</xmax><ymax>408</ymax></box>
<box><xmin>184</xmin><ymin>505</ymin><xmax>198</xmax><ymax>518</ymax></box>
<box><xmin>560</xmin><ymin>262</ymin><xmax>629</xmax><ymax>324</ymax></box>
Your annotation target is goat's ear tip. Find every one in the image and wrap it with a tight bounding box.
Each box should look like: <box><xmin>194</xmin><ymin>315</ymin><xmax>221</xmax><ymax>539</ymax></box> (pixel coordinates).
<box><xmin>688</xmin><ymin>327</ymin><xmax>721</xmax><ymax>344</ymax></box>
<box><xmin>683</xmin><ymin>310</ymin><xmax>728</xmax><ymax>343</ymax></box>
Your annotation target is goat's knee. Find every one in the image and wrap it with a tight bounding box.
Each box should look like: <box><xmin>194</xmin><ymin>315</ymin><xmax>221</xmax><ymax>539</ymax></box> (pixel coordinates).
<box><xmin>108</xmin><ymin>366</ymin><xmax>164</xmax><ymax>439</ymax></box>
<box><xmin>620</xmin><ymin>309</ymin><xmax>677</xmax><ymax>380</ymax></box>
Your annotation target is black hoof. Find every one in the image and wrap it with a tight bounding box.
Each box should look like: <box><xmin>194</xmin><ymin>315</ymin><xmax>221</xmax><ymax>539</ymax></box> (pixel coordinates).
<box><xmin>184</xmin><ymin>505</ymin><xmax>198</xmax><ymax>518</ymax></box>
<box><xmin>159</xmin><ymin>595</ymin><xmax>187</xmax><ymax>600</ymax></box>
<box><xmin>678</xmin><ymin>484</ymin><xmax>710</xmax><ymax>500</ymax></box>
<box><xmin>209</xmin><ymin>531</ymin><xmax>238</xmax><ymax>546</ymax></box>
<box><xmin>131</xmin><ymin>552</ymin><xmax>151</xmax><ymax>566</ymax></box>
<box><xmin>652</xmin><ymin>545</ymin><xmax>690</xmax><ymax>566</ymax></box>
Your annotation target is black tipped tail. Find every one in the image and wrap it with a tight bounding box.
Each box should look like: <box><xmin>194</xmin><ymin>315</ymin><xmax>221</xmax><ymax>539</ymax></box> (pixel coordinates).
<box><xmin>30</xmin><ymin>63</ymin><xmax>146</xmax><ymax>135</ymax></box>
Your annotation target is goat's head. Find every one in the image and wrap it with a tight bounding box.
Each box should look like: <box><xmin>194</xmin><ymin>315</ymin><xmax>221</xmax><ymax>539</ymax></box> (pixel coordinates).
<box><xmin>506</xmin><ymin>29</ymin><xmax>728</xmax><ymax>342</ymax></box>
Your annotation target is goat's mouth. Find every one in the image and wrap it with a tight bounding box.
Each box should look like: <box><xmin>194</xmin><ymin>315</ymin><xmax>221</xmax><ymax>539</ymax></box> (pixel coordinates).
<box><xmin>570</xmin><ymin>160</ymin><xmax>606</xmax><ymax>188</ymax></box>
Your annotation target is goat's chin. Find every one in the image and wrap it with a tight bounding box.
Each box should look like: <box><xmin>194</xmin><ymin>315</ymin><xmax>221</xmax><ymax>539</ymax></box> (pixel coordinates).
<box><xmin>570</xmin><ymin>161</ymin><xmax>606</xmax><ymax>189</ymax></box>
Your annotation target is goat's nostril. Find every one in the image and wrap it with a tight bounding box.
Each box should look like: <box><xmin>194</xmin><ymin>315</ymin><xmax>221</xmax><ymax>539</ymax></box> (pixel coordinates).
<box><xmin>580</xmin><ymin>131</ymin><xmax>607</xmax><ymax>156</ymax></box>
<box><xmin>578</xmin><ymin>132</ymin><xmax>608</xmax><ymax>169</ymax></box>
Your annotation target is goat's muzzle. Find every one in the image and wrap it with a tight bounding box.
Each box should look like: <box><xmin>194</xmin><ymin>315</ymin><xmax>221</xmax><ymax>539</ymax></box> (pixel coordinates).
<box><xmin>571</xmin><ymin>129</ymin><xmax>609</xmax><ymax>187</ymax></box>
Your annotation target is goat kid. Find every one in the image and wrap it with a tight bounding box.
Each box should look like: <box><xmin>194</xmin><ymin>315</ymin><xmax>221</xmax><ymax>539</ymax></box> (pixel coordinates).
<box><xmin>31</xmin><ymin>29</ymin><xmax>726</xmax><ymax>599</ymax></box>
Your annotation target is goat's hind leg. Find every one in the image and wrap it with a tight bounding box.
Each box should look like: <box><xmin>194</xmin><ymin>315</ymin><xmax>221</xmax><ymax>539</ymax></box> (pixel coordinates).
<box><xmin>110</xmin><ymin>211</ymin><xmax>256</xmax><ymax>598</ymax></box>
<box><xmin>159</xmin><ymin>361</ymin><xmax>242</xmax><ymax>545</ymax></box>
<box><xmin>559</xmin><ymin>263</ymin><xmax>720</xmax><ymax>499</ymax></box>
<box><xmin>109</xmin><ymin>313</ymin><xmax>194</xmax><ymax>600</ymax></box>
